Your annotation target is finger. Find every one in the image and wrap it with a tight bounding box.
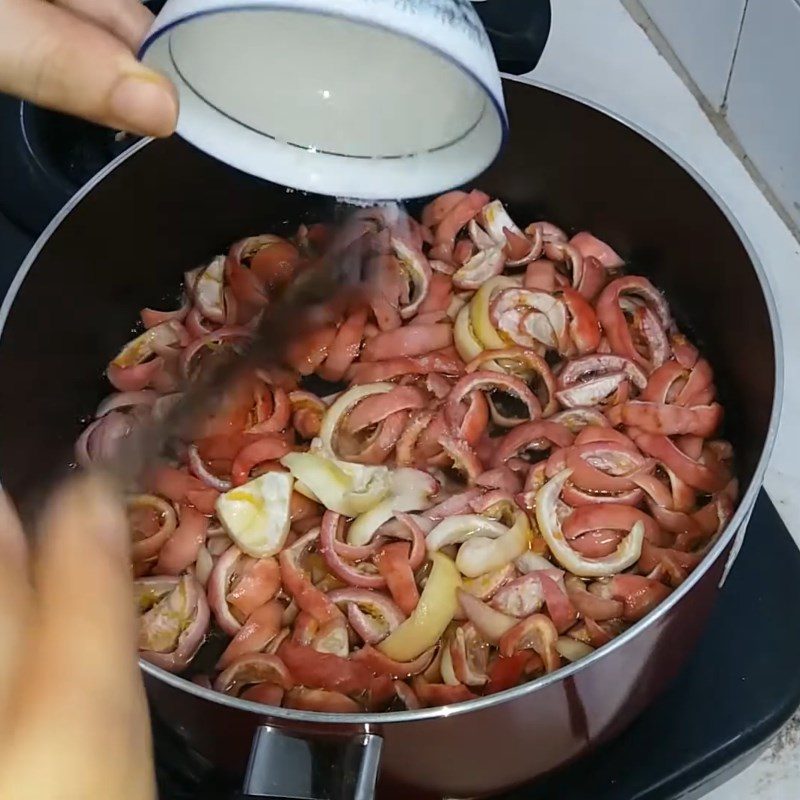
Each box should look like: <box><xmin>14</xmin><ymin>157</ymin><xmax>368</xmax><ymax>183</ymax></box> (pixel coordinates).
<box><xmin>31</xmin><ymin>474</ymin><xmax>141</xmax><ymax>697</ymax></box>
<box><xmin>53</xmin><ymin>0</ymin><xmax>154</xmax><ymax>51</ymax></box>
<box><xmin>0</xmin><ymin>493</ymin><xmax>32</xmax><ymax>727</ymax></box>
<box><xmin>0</xmin><ymin>0</ymin><xmax>177</xmax><ymax>136</ymax></box>
<box><xmin>2</xmin><ymin>475</ymin><xmax>155</xmax><ymax>798</ymax></box>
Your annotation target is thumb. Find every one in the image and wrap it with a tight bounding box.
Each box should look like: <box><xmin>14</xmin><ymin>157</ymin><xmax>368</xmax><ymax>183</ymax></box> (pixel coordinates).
<box><xmin>2</xmin><ymin>475</ymin><xmax>155</xmax><ymax>800</ymax></box>
<box><xmin>30</xmin><ymin>473</ymin><xmax>142</xmax><ymax>695</ymax></box>
<box><xmin>0</xmin><ymin>0</ymin><xmax>177</xmax><ymax>137</ymax></box>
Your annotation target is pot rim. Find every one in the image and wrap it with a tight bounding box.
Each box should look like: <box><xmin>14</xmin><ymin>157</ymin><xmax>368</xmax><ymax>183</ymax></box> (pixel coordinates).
<box><xmin>0</xmin><ymin>74</ymin><xmax>783</xmax><ymax>726</ymax></box>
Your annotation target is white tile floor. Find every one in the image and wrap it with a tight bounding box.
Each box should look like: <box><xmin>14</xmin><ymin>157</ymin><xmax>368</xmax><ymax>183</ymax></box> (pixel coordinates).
<box><xmin>516</xmin><ymin>1</ymin><xmax>800</xmax><ymax>797</ymax></box>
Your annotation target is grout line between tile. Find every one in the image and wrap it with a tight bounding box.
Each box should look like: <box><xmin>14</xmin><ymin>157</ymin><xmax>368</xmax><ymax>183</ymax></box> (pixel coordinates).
<box><xmin>620</xmin><ymin>0</ymin><xmax>800</xmax><ymax>246</ymax></box>
<box><xmin>721</xmin><ymin>0</ymin><xmax>749</xmax><ymax>110</ymax></box>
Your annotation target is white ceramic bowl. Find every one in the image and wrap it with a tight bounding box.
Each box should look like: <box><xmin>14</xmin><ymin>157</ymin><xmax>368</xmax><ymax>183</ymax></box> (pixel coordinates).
<box><xmin>140</xmin><ymin>0</ymin><xmax>507</xmax><ymax>200</ymax></box>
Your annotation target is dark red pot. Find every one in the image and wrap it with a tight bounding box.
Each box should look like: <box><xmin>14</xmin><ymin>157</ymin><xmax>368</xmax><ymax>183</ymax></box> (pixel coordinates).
<box><xmin>0</xmin><ymin>79</ymin><xmax>780</xmax><ymax>799</ymax></box>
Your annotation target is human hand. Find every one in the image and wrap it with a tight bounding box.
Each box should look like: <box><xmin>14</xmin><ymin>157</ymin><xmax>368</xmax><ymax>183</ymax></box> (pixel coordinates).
<box><xmin>0</xmin><ymin>476</ymin><xmax>155</xmax><ymax>800</ymax></box>
<box><xmin>0</xmin><ymin>0</ymin><xmax>177</xmax><ymax>137</ymax></box>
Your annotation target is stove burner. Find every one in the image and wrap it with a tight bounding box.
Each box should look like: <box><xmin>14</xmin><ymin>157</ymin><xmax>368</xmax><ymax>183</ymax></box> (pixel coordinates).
<box><xmin>22</xmin><ymin>104</ymin><xmax>140</xmax><ymax>190</ymax></box>
<box><xmin>0</xmin><ymin>93</ymin><xmax>141</xmax><ymax>235</ymax></box>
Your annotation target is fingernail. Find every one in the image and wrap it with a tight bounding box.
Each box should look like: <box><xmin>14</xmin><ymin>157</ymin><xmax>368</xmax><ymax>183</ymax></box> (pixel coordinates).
<box><xmin>0</xmin><ymin>490</ymin><xmax>28</xmax><ymax>567</ymax></box>
<box><xmin>109</xmin><ymin>71</ymin><xmax>178</xmax><ymax>137</ymax></box>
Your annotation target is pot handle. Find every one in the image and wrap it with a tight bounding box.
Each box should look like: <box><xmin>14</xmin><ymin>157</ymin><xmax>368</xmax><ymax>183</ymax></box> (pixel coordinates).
<box><xmin>242</xmin><ymin>724</ymin><xmax>383</xmax><ymax>800</ymax></box>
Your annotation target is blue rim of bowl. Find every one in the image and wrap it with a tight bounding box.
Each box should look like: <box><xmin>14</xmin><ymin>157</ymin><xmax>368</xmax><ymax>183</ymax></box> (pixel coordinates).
<box><xmin>138</xmin><ymin>4</ymin><xmax>509</xmax><ymax>169</ymax></box>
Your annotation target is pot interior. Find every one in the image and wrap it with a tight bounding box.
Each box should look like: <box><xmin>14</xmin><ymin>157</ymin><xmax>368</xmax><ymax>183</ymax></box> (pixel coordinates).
<box><xmin>0</xmin><ymin>80</ymin><xmax>775</xmax><ymax>518</ymax></box>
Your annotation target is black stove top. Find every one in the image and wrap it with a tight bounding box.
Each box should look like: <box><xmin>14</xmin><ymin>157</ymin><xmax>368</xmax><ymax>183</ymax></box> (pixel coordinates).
<box><xmin>148</xmin><ymin>491</ymin><xmax>800</xmax><ymax>800</ymax></box>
